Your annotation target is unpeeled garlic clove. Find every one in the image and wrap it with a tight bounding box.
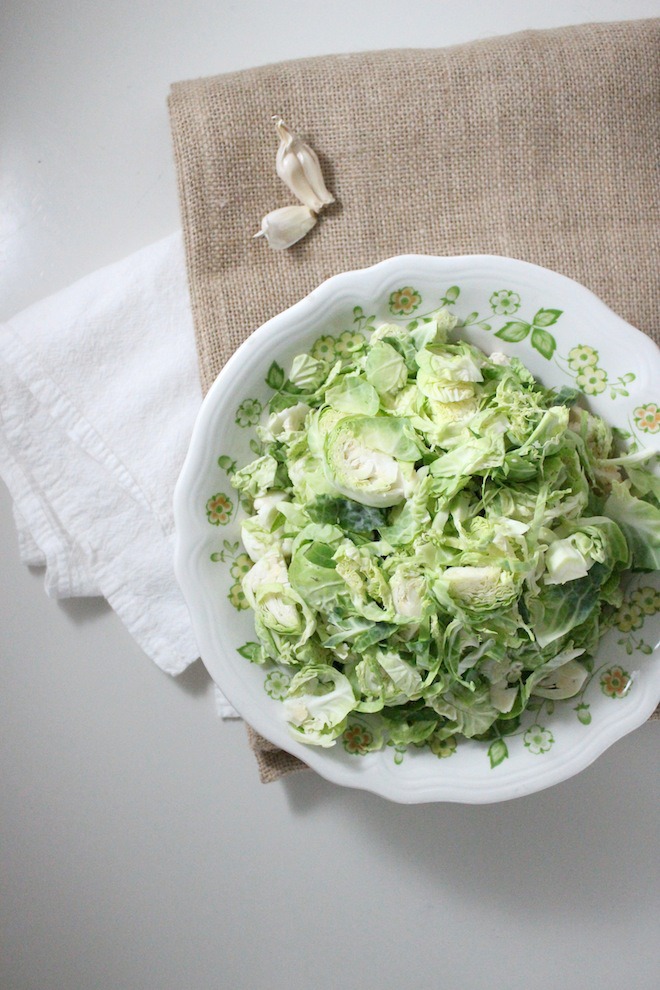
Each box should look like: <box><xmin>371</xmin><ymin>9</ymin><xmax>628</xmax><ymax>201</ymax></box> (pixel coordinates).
<box><xmin>254</xmin><ymin>204</ymin><xmax>317</xmax><ymax>250</ymax></box>
<box><xmin>273</xmin><ymin>116</ymin><xmax>335</xmax><ymax>213</ymax></box>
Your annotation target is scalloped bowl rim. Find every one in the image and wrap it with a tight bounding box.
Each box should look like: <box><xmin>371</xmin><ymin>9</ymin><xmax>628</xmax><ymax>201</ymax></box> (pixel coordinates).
<box><xmin>174</xmin><ymin>254</ymin><xmax>660</xmax><ymax>804</ymax></box>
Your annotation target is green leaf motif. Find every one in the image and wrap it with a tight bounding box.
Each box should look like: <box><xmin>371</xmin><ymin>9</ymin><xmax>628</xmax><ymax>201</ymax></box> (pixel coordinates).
<box><xmin>265</xmin><ymin>361</ymin><xmax>285</xmax><ymax>391</ymax></box>
<box><xmin>442</xmin><ymin>285</ymin><xmax>461</xmax><ymax>304</ymax></box>
<box><xmin>575</xmin><ymin>704</ymin><xmax>592</xmax><ymax>725</ymax></box>
<box><xmin>498</xmin><ymin>714</ymin><xmax>521</xmax><ymax>735</ymax></box>
<box><xmin>531</xmin><ymin>327</ymin><xmax>557</xmax><ymax>360</ymax></box>
<box><xmin>237</xmin><ymin>642</ymin><xmax>262</xmax><ymax>662</ymax></box>
<box><xmin>495</xmin><ymin>321</ymin><xmax>531</xmax><ymax>343</ymax></box>
<box><xmin>462</xmin><ymin>311</ymin><xmax>479</xmax><ymax>325</ymax></box>
<box><xmin>217</xmin><ymin>454</ymin><xmax>237</xmax><ymax>473</ymax></box>
<box><xmin>488</xmin><ymin>738</ymin><xmax>509</xmax><ymax>768</ymax></box>
<box><xmin>352</xmin><ymin>306</ymin><xmax>376</xmax><ymax>331</ymax></box>
<box><xmin>393</xmin><ymin>744</ymin><xmax>407</xmax><ymax>765</ymax></box>
<box><xmin>532</xmin><ymin>308</ymin><xmax>562</xmax><ymax>328</ymax></box>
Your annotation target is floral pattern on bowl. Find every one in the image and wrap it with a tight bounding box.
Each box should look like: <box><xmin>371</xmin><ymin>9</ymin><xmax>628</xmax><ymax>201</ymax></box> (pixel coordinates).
<box><xmin>174</xmin><ymin>255</ymin><xmax>660</xmax><ymax>804</ymax></box>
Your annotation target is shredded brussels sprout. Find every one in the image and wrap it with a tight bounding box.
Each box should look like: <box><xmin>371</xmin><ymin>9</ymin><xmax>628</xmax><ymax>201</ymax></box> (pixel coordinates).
<box><xmin>231</xmin><ymin>308</ymin><xmax>660</xmax><ymax>752</ymax></box>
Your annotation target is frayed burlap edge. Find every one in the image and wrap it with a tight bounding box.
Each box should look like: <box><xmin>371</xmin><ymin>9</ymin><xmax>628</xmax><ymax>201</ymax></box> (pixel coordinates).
<box><xmin>245</xmin><ymin>725</ymin><xmax>308</xmax><ymax>782</ymax></box>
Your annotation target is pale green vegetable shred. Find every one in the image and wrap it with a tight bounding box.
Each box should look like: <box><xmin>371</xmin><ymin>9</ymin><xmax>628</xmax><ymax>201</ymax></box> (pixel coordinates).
<box><xmin>231</xmin><ymin>307</ymin><xmax>660</xmax><ymax>751</ymax></box>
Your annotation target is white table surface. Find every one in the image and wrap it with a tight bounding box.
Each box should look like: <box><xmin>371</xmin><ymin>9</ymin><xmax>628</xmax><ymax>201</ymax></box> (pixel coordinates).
<box><xmin>2</xmin><ymin>3</ymin><xmax>659</xmax><ymax>989</ymax></box>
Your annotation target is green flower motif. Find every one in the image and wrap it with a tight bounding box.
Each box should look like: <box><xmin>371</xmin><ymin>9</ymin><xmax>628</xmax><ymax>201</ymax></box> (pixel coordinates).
<box><xmin>429</xmin><ymin>734</ymin><xmax>457</xmax><ymax>759</ymax></box>
<box><xmin>576</xmin><ymin>367</ymin><xmax>607</xmax><ymax>395</ymax></box>
<box><xmin>567</xmin><ymin>344</ymin><xmax>599</xmax><ymax>372</ymax></box>
<box><xmin>600</xmin><ymin>666</ymin><xmax>631</xmax><ymax>699</ymax></box>
<box><xmin>230</xmin><ymin>552</ymin><xmax>252</xmax><ymax>581</ymax></box>
<box><xmin>311</xmin><ymin>334</ymin><xmax>336</xmax><ymax>362</ymax></box>
<box><xmin>614</xmin><ymin>601</ymin><xmax>644</xmax><ymax>632</ymax></box>
<box><xmin>334</xmin><ymin>330</ymin><xmax>366</xmax><ymax>357</ymax></box>
<box><xmin>489</xmin><ymin>289</ymin><xmax>521</xmax><ymax>315</ymax></box>
<box><xmin>264</xmin><ymin>669</ymin><xmax>291</xmax><ymax>701</ymax></box>
<box><xmin>235</xmin><ymin>398</ymin><xmax>262</xmax><ymax>428</ymax></box>
<box><xmin>523</xmin><ymin>724</ymin><xmax>554</xmax><ymax>755</ymax></box>
<box><xmin>633</xmin><ymin>402</ymin><xmax>660</xmax><ymax>434</ymax></box>
<box><xmin>389</xmin><ymin>286</ymin><xmax>422</xmax><ymax>316</ymax></box>
<box><xmin>206</xmin><ymin>492</ymin><xmax>233</xmax><ymax>526</ymax></box>
<box><xmin>629</xmin><ymin>586</ymin><xmax>660</xmax><ymax>616</ymax></box>
<box><xmin>228</xmin><ymin>580</ymin><xmax>248</xmax><ymax>611</ymax></box>
<box><xmin>342</xmin><ymin>723</ymin><xmax>374</xmax><ymax>755</ymax></box>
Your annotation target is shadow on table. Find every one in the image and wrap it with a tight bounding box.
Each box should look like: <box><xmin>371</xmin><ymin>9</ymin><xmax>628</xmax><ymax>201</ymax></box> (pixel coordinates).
<box><xmin>57</xmin><ymin>595</ymin><xmax>112</xmax><ymax>624</ymax></box>
<box><xmin>281</xmin><ymin>725</ymin><xmax>658</xmax><ymax>916</ymax></box>
<box><xmin>174</xmin><ymin>657</ymin><xmax>214</xmax><ymax>697</ymax></box>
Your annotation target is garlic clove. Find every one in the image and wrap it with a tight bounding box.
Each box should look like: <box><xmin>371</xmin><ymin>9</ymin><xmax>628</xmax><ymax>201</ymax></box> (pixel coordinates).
<box><xmin>273</xmin><ymin>116</ymin><xmax>335</xmax><ymax>213</ymax></box>
<box><xmin>254</xmin><ymin>204</ymin><xmax>317</xmax><ymax>250</ymax></box>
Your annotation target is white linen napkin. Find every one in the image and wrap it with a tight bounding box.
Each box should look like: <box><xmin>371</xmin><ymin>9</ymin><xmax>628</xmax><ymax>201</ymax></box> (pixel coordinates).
<box><xmin>0</xmin><ymin>232</ymin><xmax>238</xmax><ymax>715</ymax></box>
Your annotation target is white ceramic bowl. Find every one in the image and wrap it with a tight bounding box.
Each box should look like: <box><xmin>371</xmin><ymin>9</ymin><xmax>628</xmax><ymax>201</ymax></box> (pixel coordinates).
<box><xmin>174</xmin><ymin>255</ymin><xmax>660</xmax><ymax>803</ymax></box>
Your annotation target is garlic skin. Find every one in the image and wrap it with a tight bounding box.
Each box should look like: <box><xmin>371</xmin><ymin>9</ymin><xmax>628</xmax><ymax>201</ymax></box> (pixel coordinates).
<box><xmin>254</xmin><ymin>205</ymin><xmax>317</xmax><ymax>250</ymax></box>
<box><xmin>273</xmin><ymin>116</ymin><xmax>335</xmax><ymax>213</ymax></box>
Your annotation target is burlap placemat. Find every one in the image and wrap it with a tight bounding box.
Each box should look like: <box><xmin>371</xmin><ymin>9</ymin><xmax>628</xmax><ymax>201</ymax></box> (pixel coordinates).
<box><xmin>169</xmin><ymin>19</ymin><xmax>660</xmax><ymax>783</ymax></box>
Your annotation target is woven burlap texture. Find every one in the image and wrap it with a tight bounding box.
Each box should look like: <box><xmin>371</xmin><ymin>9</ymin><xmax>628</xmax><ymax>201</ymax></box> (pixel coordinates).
<box><xmin>169</xmin><ymin>19</ymin><xmax>660</xmax><ymax>783</ymax></box>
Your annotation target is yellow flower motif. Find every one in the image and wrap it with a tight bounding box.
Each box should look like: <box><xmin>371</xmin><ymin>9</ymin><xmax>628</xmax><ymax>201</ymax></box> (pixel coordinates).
<box><xmin>567</xmin><ymin>344</ymin><xmax>599</xmax><ymax>372</ymax></box>
<box><xmin>576</xmin><ymin>367</ymin><xmax>607</xmax><ymax>395</ymax></box>
<box><xmin>614</xmin><ymin>602</ymin><xmax>643</xmax><ymax>632</ymax></box>
<box><xmin>429</xmin><ymin>734</ymin><xmax>457</xmax><ymax>759</ymax></box>
<box><xmin>389</xmin><ymin>286</ymin><xmax>422</xmax><ymax>316</ymax></box>
<box><xmin>334</xmin><ymin>330</ymin><xmax>366</xmax><ymax>357</ymax></box>
<box><xmin>311</xmin><ymin>334</ymin><xmax>336</xmax><ymax>362</ymax></box>
<box><xmin>206</xmin><ymin>492</ymin><xmax>233</xmax><ymax>526</ymax></box>
<box><xmin>633</xmin><ymin>402</ymin><xmax>660</xmax><ymax>434</ymax></box>
<box><xmin>230</xmin><ymin>552</ymin><xmax>252</xmax><ymax>580</ymax></box>
<box><xmin>629</xmin><ymin>586</ymin><xmax>660</xmax><ymax>616</ymax></box>
<box><xmin>342</xmin><ymin>723</ymin><xmax>374</xmax><ymax>755</ymax></box>
<box><xmin>600</xmin><ymin>666</ymin><xmax>631</xmax><ymax>698</ymax></box>
<box><xmin>228</xmin><ymin>580</ymin><xmax>248</xmax><ymax>610</ymax></box>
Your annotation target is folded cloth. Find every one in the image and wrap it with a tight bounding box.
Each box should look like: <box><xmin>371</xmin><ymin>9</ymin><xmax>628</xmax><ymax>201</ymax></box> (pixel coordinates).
<box><xmin>168</xmin><ymin>19</ymin><xmax>660</xmax><ymax>780</ymax></box>
<box><xmin>0</xmin><ymin>233</ymin><xmax>224</xmax><ymax>688</ymax></box>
